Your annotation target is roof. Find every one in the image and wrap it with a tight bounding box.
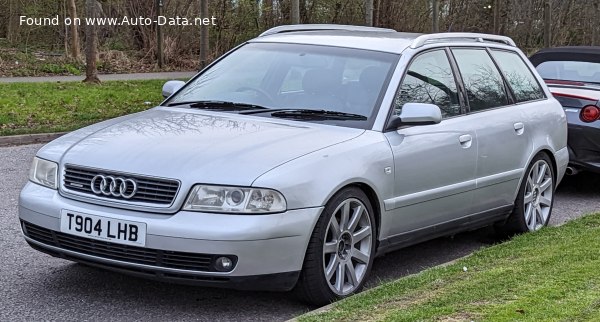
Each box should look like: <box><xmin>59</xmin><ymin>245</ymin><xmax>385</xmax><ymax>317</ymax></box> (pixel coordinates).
<box><xmin>530</xmin><ymin>46</ymin><xmax>600</xmax><ymax>66</ymax></box>
<box><xmin>250</xmin><ymin>25</ymin><xmax>516</xmax><ymax>54</ymax></box>
<box><xmin>250</xmin><ymin>30</ymin><xmax>422</xmax><ymax>54</ymax></box>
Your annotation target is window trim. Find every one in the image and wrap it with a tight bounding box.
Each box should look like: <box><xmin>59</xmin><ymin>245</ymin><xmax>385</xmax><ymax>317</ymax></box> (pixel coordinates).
<box><xmin>383</xmin><ymin>47</ymin><xmax>467</xmax><ymax>132</ymax></box>
<box><xmin>445</xmin><ymin>47</ymin><xmax>468</xmax><ymax>114</ymax></box>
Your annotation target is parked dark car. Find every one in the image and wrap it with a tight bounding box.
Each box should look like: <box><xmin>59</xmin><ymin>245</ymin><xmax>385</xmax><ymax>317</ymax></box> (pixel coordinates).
<box><xmin>530</xmin><ymin>47</ymin><xmax>600</xmax><ymax>175</ymax></box>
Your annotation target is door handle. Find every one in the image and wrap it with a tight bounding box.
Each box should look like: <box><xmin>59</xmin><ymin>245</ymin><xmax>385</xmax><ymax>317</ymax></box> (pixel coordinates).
<box><xmin>458</xmin><ymin>134</ymin><xmax>472</xmax><ymax>148</ymax></box>
<box><xmin>514</xmin><ymin>122</ymin><xmax>524</xmax><ymax>135</ymax></box>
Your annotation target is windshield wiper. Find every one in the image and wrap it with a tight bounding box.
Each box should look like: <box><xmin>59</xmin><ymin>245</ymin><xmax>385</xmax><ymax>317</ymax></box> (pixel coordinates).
<box><xmin>167</xmin><ymin>100</ymin><xmax>269</xmax><ymax>111</ymax></box>
<box><xmin>242</xmin><ymin>108</ymin><xmax>367</xmax><ymax>120</ymax></box>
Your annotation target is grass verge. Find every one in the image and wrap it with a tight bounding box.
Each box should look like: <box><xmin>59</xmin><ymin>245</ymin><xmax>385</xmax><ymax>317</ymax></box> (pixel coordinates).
<box><xmin>0</xmin><ymin>80</ymin><xmax>165</xmax><ymax>136</ymax></box>
<box><xmin>299</xmin><ymin>213</ymin><xmax>600</xmax><ymax>322</ymax></box>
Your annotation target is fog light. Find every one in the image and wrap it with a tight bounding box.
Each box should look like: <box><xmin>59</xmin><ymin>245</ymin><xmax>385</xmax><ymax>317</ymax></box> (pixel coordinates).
<box><xmin>215</xmin><ymin>256</ymin><xmax>234</xmax><ymax>272</ymax></box>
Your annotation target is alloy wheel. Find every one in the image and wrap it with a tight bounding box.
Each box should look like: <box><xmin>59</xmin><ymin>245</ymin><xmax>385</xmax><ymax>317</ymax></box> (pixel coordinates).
<box><xmin>523</xmin><ymin>159</ymin><xmax>553</xmax><ymax>231</ymax></box>
<box><xmin>322</xmin><ymin>198</ymin><xmax>373</xmax><ymax>295</ymax></box>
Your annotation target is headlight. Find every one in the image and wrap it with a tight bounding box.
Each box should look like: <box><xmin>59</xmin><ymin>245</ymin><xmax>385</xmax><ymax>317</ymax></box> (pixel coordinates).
<box><xmin>183</xmin><ymin>185</ymin><xmax>286</xmax><ymax>214</ymax></box>
<box><xmin>29</xmin><ymin>157</ymin><xmax>58</xmax><ymax>189</ymax></box>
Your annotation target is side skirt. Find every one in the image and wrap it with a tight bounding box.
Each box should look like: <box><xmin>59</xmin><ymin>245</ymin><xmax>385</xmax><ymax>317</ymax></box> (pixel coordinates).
<box><xmin>376</xmin><ymin>204</ymin><xmax>514</xmax><ymax>256</ymax></box>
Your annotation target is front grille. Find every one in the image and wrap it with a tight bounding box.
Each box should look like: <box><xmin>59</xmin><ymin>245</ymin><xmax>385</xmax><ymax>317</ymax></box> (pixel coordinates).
<box><xmin>63</xmin><ymin>165</ymin><xmax>180</xmax><ymax>205</ymax></box>
<box><xmin>23</xmin><ymin>222</ymin><xmax>236</xmax><ymax>272</ymax></box>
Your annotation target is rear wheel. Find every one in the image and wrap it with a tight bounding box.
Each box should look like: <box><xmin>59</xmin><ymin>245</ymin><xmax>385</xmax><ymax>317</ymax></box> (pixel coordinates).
<box><xmin>295</xmin><ymin>187</ymin><xmax>376</xmax><ymax>306</ymax></box>
<box><xmin>498</xmin><ymin>153</ymin><xmax>555</xmax><ymax>234</ymax></box>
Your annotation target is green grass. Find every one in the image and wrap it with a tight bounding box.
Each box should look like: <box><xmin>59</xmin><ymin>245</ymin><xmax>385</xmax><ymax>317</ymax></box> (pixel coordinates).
<box><xmin>300</xmin><ymin>214</ymin><xmax>600</xmax><ymax>322</ymax></box>
<box><xmin>0</xmin><ymin>80</ymin><xmax>166</xmax><ymax>136</ymax></box>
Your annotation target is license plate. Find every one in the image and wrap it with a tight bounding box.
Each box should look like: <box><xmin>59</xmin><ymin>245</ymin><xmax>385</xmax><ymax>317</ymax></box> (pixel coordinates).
<box><xmin>60</xmin><ymin>210</ymin><xmax>147</xmax><ymax>247</ymax></box>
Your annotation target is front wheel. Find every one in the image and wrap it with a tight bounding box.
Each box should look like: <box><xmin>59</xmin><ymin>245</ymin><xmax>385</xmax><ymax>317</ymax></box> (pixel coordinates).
<box><xmin>498</xmin><ymin>153</ymin><xmax>555</xmax><ymax>234</ymax></box>
<box><xmin>295</xmin><ymin>187</ymin><xmax>376</xmax><ymax>306</ymax></box>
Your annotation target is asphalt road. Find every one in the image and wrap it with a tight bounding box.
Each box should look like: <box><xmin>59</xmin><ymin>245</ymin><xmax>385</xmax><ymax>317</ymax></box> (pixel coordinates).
<box><xmin>2</xmin><ymin>144</ymin><xmax>599</xmax><ymax>322</ymax></box>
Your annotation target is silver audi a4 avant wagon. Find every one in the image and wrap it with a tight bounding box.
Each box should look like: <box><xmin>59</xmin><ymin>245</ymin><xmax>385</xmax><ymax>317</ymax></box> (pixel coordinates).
<box><xmin>20</xmin><ymin>25</ymin><xmax>568</xmax><ymax>305</ymax></box>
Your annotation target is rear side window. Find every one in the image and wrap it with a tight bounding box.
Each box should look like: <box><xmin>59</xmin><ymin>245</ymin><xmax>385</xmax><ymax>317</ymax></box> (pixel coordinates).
<box><xmin>491</xmin><ymin>50</ymin><xmax>545</xmax><ymax>102</ymax></box>
<box><xmin>394</xmin><ymin>50</ymin><xmax>461</xmax><ymax>118</ymax></box>
<box><xmin>452</xmin><ymin>48</ymin><xmax>508</xmax><ymax>112</ymax></box>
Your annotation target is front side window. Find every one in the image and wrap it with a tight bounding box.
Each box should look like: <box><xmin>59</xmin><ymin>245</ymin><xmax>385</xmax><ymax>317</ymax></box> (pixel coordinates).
<box><xmin>394</xmin><ymin>50</ymin><xmax>461</xmax><ymax>118</ymax></box>
<box><xmin>491</xmin><ymin>50</ymin><xmax>545</xmax><ymax>102</ymax></box>
<box><xmin>452</xmin><ymin>48</ymin><xmax>508</xmax><ymax>112</ymax></box>
<box><xmin>167</xmin><ymin>43</ymin><xmax>398</xmax><ymax>128</ymax></box>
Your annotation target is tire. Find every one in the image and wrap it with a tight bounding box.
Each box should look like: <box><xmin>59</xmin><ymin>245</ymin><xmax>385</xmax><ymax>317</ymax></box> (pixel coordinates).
<box><xmin>497</xmin><ymin>153</ymin><xmax>555</xmax><ymax>235</ymax></box>
<box><xmin>294</xmin><ymin>187</ymin><xmax>376</xmax><ymax>306</ymax></box>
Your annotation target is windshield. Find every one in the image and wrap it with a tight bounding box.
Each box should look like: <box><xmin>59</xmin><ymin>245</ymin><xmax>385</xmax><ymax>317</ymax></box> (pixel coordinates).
<box><xmin>166</xmin><ymin>42</ymin><xmax>398</xmax><ymax>127</ymax></box>
<box><xmin>536</xmin><ymin>60</ymin><xmax>600</xmax><ymax>84</ymax></box>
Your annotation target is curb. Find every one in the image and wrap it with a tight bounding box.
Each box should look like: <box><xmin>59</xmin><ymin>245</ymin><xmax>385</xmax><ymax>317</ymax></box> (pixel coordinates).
<box><xmin>0</xmin><ymin>132</ymin><xmax>67</xmax><ymax>147</ymax></box>
<box><xmin>287</xmin><ymin>254</ymin><xmax>471</xmax><ymax>322</ymax></box>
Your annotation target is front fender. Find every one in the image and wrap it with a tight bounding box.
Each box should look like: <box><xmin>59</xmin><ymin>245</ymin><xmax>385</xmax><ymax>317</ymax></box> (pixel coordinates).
<box><xmin>252</xmin><ymin>130</ymin><xmax>394</xmax><ymax>213</ymax></box>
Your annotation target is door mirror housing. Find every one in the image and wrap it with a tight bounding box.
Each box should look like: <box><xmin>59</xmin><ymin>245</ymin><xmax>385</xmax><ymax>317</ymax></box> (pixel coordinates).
<box><xmin>386</xmin><ymin>103</ymin><xmax>443</xmax><ymax>131</ymax></box>
<box><xmin>162</xmin><ymin>80</ymin><xmax>186</xmax><ymax>98</ymax></box>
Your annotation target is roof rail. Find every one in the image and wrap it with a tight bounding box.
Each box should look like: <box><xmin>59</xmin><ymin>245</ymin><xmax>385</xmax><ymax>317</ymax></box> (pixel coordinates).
<box><xmin>259</xmin><ymin>24</ymin><xmax>396</xmax><ymax>37</ymax></box>
<box><xmin>410</xmin><ymin>32</ymin><xmax>516</xmax><ymax>49</ymax></box>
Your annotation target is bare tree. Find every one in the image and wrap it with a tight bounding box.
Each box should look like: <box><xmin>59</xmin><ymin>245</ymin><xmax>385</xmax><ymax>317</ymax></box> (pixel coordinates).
<box><xmin>83</xmin><ymin>0</ymin><xmax>100</xmax><ymax>84</ymax></box>
<box><xmin>199</xmin><ymin>0</ymin><xmax>209</xmax><ymax>68</ymax></box>
<box><xmin>291</xmin><ymin>0</ymin><xmax>300</xmax><ymax>24</ymax></box>
<box><xmin>263</xmin><ymin>0</ymin><xmax>273</xmax><ymax>28</ymax></box>
<box><xmin>6</xmin><ymin>0</ymin><xmax>19</xmax><ymax>42</ymax></box>
<box><xmin>543</xmin><ymin>0</ymin><xmax>551</xmax><ymax>47</ymax></box>
<box><xmin>374</xmin><ymin>0</ymin><xmax>381</xmax><ymax>26</ymax></box>
<box><xmin>492</xmin><ymin>0</ymin><xmax>500</xmax><ymax>34</ymax></box>
<box><xmin>67</xmin><ymin>0</ymin><xmax>81</xmax><ymax>59</ymax></box>
<box><xmin>156</xmin><ymin>0</ymin><xmax>164</xmax><ymax>68</ymax></box>
<box><xmin>594</xmin><ymin>2</ymin><xmax>599</xmax><ymax>45</ymax></box>
<box><xmin>365</xmin><ymin>0</ymin><xmax>373</xmax><ymax>26</ymax></box>
<box><xmin>431</xmin><ymin>0</ymin><xmax>439</xmax><ymax>32</ymax></box>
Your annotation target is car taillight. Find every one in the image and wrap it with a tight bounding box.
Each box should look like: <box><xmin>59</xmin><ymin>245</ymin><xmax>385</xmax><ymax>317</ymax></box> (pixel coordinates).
<box><xmin>580</xmin><ymin>105</ymin><xmax>600</xmax><ymax>122</ymax></box>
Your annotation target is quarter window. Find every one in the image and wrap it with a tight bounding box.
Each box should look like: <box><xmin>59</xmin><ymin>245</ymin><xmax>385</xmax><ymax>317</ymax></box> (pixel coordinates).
<box><xmin>491</xmin><ymin>50</ymin><xmax>545</xmax><ymax>102</ymax></box>
<box><xmin>452</xmin><ymin>48</ymin><xmax>508</xmax><ymax>112</ymax></box>
<box><xmin>394</xmin><ymin>50</ymin><xmax>461</xmax><ymax>118</ymax></box>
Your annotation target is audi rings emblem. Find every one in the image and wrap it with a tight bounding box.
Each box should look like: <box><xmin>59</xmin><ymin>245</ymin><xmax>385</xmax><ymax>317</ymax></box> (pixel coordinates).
<box><xmin>91</xmin><ymin>175</ymin><xmax>138</xmax><ymax>199</ymax></box>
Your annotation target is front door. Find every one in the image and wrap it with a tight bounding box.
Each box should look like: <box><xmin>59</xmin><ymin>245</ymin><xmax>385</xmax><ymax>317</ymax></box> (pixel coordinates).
<box><xmin>383</xmin><ymin>49</ymin><xmax>477</xmax><ymax>237</ymax></box>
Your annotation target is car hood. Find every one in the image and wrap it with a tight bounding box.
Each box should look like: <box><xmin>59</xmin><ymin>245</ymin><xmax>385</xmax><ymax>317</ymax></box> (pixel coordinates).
<box><xmin>38</xmin><ymin>107</ymin><xmax>364</xmax><ymax>186</ymax></box>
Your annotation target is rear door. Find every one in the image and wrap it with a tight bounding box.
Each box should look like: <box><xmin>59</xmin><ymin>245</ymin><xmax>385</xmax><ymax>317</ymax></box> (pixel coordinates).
<box><xmin>449</xmin><ymin>48</ymin><xmax>539</xmax><ymax>213</ymax></box>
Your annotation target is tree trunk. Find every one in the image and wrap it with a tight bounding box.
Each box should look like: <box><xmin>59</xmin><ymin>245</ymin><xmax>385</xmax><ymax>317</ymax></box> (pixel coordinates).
<box><xmin>365</xmin><ymin>0</ymin><xmax>373</xmax><ymax>26</ymax></box>
<box><xmin>431</xmin><ymin>0</ymin><xmax>439</xmax><ymax>33</ymax></box>
<box><xmin>199</xmin><ymin>0</ymin><xmax>209</xmax><ymax>69</ymax></box>
<box><xmin>156</xmin><ymin>0</ymin><xmax>164</xmax><ymax>68</ymax></box>
<box><xmin>7</xmin><ymin>0</ymin><xmax>19</xmax><ymax>43</ymax></box>
<box><xmin>543</xmin><ymin>0</ymin><xmax>551</xmax><ymax>47</ymax></box>
<box><xmin>263</xmin><ymin>0</ymin><xmax>273</xmax><ymax>28</ymax></box>
<box><xmin>492</xmin><ymin>0</ymin><xmax>499</xmax><ymax>34</ymax></box>
<box><xmin>83</xmin><ymin>0</ymin><xmax>100</xmax><ymax>84</ymax></box>
<box><xmin>68</xmin><ymin>0</ymin><xmax>81</xmax><ymax>59</ymax></box>
<box><xmin>594</xmin><ymin>2</ymin><xmax>599</xmax><ymax>45</ymax></box>
<box><xmin>373</xmin><ymin>0</ymin><xmax>381</xmax><ymax>26</ymax></box>
<box><xmin>291</xmin><ymin>0</ymin><xmax>300</xmax><ymax>24</ymax></box>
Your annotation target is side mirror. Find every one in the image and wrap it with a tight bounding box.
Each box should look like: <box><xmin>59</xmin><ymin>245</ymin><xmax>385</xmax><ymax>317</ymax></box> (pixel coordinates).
<box><xmin>162</xmin><ymin>80</ymin><xmax>186</xmax><ymax>98</ymax></box>
<box><xmin>386</xmin><ymin>103</ymin><xmax>442</xmax><ymax>131</ymax></box>
<box><xmin>400</xmin><ymin>103</ymin><xmax>442</xmax><ymax>125</ymax></box>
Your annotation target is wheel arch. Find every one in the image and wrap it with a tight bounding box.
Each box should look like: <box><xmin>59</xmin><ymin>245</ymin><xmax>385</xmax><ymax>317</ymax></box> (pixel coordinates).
<box><xmin>334</xmin><ymin>182</ymin><xmax>382</xmax><ymax>243</ymax></box>
<box><xmin>513</xmin><ymin>148</ymin><xmax>558</xmax><ymax>202</ymax></box>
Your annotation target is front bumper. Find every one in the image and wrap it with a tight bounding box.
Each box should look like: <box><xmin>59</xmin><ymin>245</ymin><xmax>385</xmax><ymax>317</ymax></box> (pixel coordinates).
<box><xmin>19</xmin><ymin>182</ymin><xmax>323</xmax><ymax>291</ymax></box>
<box><xmin>567</xmin><ymin>123</ymin><xmax>600</xmax><ymax>173</ymax></box>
